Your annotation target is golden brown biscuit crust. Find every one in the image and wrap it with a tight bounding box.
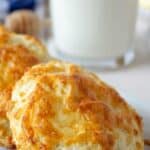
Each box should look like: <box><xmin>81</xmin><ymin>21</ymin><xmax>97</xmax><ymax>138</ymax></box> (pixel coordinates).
<box><xmin>8</xmin><ymin>61</ymin><xmax>144</xmax><ymax>150</ymax></box>
<box><xmin>0</xmin><ymin>25</ymin><xmax>47</xmax><ymax>148</ymax></box>
<box><xmin>0</xmin><ymin>24</ymin><xmax>48</xmax><ymax>61</ymax></box>
<box><xmin>0</xmin><ymin>45</ymin><xmax>39</xmax><ymax>147</ymax></box>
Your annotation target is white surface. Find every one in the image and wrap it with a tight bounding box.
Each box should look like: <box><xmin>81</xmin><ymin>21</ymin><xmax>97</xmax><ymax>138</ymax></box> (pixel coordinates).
<box><xmin>50</xmin><ymin>0</ymin><xmax>138</xmax><ymax>59</ymax></box>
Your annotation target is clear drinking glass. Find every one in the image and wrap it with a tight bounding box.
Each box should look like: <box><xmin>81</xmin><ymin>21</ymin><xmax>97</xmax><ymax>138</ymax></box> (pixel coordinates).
<box><xmin>49</xmin><ymin>0</ymin><xmax>138</xmax><ymax>69</ymax></box>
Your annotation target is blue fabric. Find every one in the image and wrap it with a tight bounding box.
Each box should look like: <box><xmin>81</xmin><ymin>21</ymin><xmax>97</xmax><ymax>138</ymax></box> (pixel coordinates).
<box><xmin>8</xmin><ymin>0</ymin><xmax>36</xmax><ymax>12</ymax></box>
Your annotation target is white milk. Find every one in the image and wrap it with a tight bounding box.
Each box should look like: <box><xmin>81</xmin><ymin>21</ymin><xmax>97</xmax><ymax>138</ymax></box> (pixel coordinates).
<box><xmin>50</xmin><ymin>0</ymin><xmax>138</xmax><ymax>59</ymax></box>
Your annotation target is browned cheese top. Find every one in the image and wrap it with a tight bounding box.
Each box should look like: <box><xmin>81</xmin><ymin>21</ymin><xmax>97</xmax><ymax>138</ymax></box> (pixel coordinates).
<box><xmin>0</xmin><ymin>44</ymin><xmax>39</xmax><ymax>147</ymax></box>
<box><xmin>8</xmin><ymin>61</ymin><xmax>144</xmax><ymax>150</ymax></box>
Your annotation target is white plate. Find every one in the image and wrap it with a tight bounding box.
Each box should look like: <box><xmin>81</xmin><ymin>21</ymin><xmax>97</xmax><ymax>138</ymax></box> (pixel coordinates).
<box><xmin>0</xmin><ymin>92</ymin><xmax>149</xmax><ymax>150</ymax></box>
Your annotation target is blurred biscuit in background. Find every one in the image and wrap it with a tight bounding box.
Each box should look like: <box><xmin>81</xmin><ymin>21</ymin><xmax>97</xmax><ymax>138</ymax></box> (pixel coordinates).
<box><xmin>0</xmin><ymin>24</ymin><xmax>49</xmax><ymax>61</ymax></box>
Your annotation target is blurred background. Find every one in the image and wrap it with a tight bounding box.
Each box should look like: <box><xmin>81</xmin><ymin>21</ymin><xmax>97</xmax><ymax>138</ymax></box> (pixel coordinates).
<box><xmin>0</xmin><ymin>0</ymin><xmax>149</xmax><ymax>99</ymax></box>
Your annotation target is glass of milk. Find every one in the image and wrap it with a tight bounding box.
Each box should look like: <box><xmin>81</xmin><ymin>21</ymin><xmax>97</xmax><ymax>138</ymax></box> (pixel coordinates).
<box><xmin>49</xmin><ymin>0</ymin><xmax>138</xmax><ymax>68</ymax></box>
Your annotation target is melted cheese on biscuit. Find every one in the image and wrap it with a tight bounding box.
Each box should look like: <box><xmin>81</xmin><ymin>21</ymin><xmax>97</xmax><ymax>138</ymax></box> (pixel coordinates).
<box><xmin>0</xmin><ymin>45</ymin><xmax>39</xmax><ymax>147</ymax></box>
<box><xmin>8</xmin><ymin>61</ymin><xmax>144</xmax><ymax>150</ymax></box>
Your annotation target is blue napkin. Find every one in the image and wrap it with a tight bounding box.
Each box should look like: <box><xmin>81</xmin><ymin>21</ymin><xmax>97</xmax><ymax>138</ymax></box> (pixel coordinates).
<box><xmin>8</xmin><ymin>0</ymin><xmax>36</xmax><ymax>12</ymax></box>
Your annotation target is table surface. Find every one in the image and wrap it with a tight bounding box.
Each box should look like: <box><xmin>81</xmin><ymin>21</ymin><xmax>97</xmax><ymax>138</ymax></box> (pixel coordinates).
<box><xmin>98</xmin><ymin>47</ymin><xmax>150</xmax><ymax>101</ymax></box>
